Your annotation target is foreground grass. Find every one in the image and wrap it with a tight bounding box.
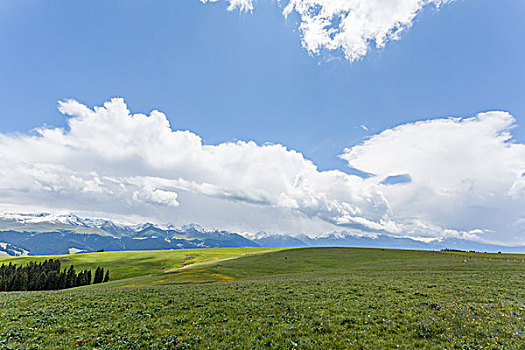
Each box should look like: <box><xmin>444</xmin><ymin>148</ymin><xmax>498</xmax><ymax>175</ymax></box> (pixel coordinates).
<box><xmin>1</xmin><ymin>248</ymin><xmax>525</xmax><ymax>349</ymax></box>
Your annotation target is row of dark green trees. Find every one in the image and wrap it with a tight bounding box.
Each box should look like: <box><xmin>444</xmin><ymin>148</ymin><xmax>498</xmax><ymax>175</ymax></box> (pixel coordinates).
<box><xmin>0</xmin><ymin>259</ymin><xmax>109</xmax><ymax>292</ymax></box>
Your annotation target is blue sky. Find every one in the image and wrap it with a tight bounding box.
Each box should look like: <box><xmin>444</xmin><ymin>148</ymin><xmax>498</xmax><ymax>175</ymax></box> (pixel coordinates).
<box><xmin>0</xmin><ymin>0</ymin><xmax>524</xmax><ymax>243</ymax></box>
<box><xmin>1</xmin><ymin>0</ymin><xmax>523</xmax><ymax>170</ymax></box>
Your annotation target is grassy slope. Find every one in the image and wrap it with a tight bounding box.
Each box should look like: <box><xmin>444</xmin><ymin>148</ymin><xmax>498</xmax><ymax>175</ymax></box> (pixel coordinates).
<box><xmin>2</xmin><ymin>248</ymin><xmax>525</xmax><ymax>349</ymax></box>
<box><xmin>0</xmin><ymin>248</ymin><xmax>282</xmax><ymax>281</ymax></box>
<box><xmin>86</xmin><ymin>247</ymin><xmax>525</xmax><ymax>288</ymax></box>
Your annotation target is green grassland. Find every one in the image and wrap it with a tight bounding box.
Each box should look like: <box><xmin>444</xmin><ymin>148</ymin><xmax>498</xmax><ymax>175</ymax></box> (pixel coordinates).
<box><xmin>1</xmin><ymin>247</ymin><xmax>525</xmax><ymax>349</ymax></box>
<box><xmin>0</xmin><ymin>248</ymin><xmax>282</xmax><ymax>281</ymax></box>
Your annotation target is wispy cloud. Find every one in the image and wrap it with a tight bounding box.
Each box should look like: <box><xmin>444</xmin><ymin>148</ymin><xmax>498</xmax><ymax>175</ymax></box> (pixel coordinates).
<box><xmin>201</xmin><ymin>0</ymin><xmax>254</xmax><ymax>12</ymax></box>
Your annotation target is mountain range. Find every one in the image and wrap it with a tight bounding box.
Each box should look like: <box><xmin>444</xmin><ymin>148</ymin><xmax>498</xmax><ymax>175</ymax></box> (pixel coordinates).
<box><xmin>0</xmin><ymin>213</ymin><xmax>524</xmax><ymax>256</ymax></box>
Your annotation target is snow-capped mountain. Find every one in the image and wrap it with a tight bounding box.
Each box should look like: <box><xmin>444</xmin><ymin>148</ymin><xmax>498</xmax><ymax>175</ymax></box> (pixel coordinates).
<box><xmin>247</xmin><ymin>230</ymin><xmax>525</xmax><ymax>253</ymax></box>
<box><xmin>1</xmin><ymin>212</ymin><xmax>525</xmax><ymax>256</ymax></box>
<box><xmin>0</xmin><ymin>212</ymin><xmax>89</xmax><ymax>226</ymax></box>
<box><xmin>0</xmin><ymin>212</ymin><xmax>133</xmax><ymax>237</ymax></box>
<box><xmin>0</xmin><ymin>212</ymin><xmax>259</xmax><ymax>255</ymax></box>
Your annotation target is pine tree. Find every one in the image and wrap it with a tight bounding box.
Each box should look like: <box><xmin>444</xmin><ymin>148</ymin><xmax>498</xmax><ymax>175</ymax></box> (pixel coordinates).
<box><xmin>13</xmin><ymin>270</ymin><xmax>28</xmax><ymax>291</ymax></box>
<box><xmin>35</xmin><ymin>272</ymin><xmax>46</xmax><ymax>291</ymax></box>
<box><xmin>75</xmin><ymin>271</ymin><xmax>82</xmax><ymax>287</ymax></box>
<box><xmin>66</xmin><ymin>265</ymin><xmax>76</xmax><ymax>289</ymax></box>
<box><xmin>0</xmin><ymin>259</ymin><xmax>107</xmax><ymax>291</ymax></box>
<box><xmin>93</xmin><ymin>267</ymin><xmax>103</xmax><ymax>284</ymax></box>
<box><xmin>57</xmin><ymin>269</ymin><xmax>65</xmax><ymax>289</ymax></box>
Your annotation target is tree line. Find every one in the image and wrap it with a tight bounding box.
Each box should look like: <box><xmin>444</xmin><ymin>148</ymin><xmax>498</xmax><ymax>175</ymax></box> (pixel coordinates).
<box><xmin>0</xmin><ymin>259</ymin><xmax>109</xmax><ymax>292</ymax></box>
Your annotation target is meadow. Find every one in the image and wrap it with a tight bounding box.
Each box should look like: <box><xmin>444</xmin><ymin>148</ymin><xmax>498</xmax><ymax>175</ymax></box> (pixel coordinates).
<box><xmin>0</xmin><ymin>248</ymin><xmax>281</xmax><ymax>282</ymax></box>
<box><xmin>1</xmin><ymin>247</ymin><xmax>525</xmax><ymax>349</ymax></box>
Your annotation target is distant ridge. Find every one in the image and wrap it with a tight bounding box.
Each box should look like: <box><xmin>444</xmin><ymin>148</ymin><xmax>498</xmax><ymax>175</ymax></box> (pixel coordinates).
<box><xmin>0</xmin><ymin>213</ymin><xmax>524</xmax><ymax>256</ymax></box>
<box><xmin>249</xmin><ymin>232</ymin><xmax>525</xmax><ymax>254</ymax></box>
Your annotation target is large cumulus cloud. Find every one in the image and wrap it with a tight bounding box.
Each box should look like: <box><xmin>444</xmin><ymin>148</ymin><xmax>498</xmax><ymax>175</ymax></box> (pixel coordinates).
<box><xmin>341</xmin><ymin>112</ymin><xmax>525</xmax><ymax>243</ymax></box>
<box><xmin>0</xmin><ymin>98</ymin><xmax>387</xmax><ymax>235</ymax></box>
<box><xmin>1</xmin><ymin>99</ymin><xmax>524</xmax><ymax>244</ymax></box>
<box><xmin>203</xmin><ymin>0</ymin><xmax>454</xmax><ymax>61</ymax></box>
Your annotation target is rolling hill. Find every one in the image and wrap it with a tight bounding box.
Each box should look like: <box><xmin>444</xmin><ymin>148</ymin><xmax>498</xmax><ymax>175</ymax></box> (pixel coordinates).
<box><xmin>1</xmin><ymin>247</ymin><xmax>525</xmax><ymax>349</ymax></box>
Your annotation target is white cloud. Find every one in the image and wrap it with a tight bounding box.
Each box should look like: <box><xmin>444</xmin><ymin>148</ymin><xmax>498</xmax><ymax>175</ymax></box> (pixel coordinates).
<box><xmin>341</xmin><ymin>111</ymin><xmax>525</xmax><ymax>243</ymax></box>
<box><xmin>0</xmin><ymin>98</ymin><xmax>387</xmax><ymax>236</ymax></box>
<box><xmin>205</xmin><ymin>0</ymin><xmax>454</xmax><ymax>61</ymax></box>
<box><xmin>201</xmin><ymin>0</ymin><xmax>254</xmax><ymax>12</ymax></box>
<box><xmin>1</xmin><ymin>99</ymin><xmax>525</xmax><ymax>244</ymax></box>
